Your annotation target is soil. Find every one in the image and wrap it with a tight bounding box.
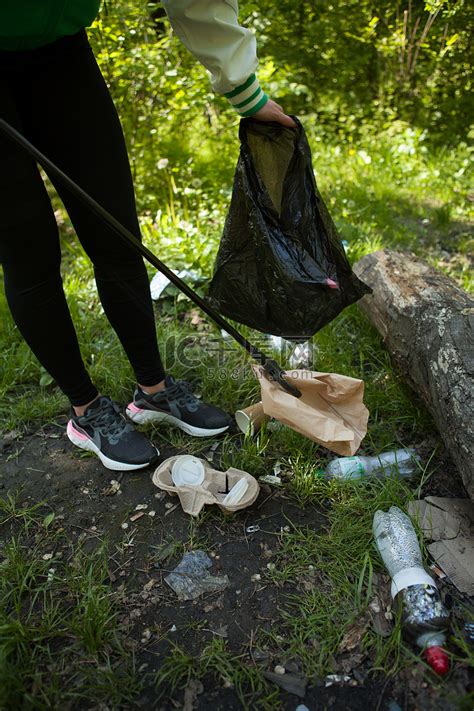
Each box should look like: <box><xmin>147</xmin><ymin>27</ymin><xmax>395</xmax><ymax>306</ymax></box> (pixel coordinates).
<box><xmin>0</xmin><ymin>421</ymin><xmax>472</xmax><ymax>711</ymax></box>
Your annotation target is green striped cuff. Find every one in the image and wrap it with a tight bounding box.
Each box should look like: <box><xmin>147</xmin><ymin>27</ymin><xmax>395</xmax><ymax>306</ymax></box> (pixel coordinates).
<box><xmin>224</xmin><ymin>74</ymin><xmax>269</xmax><ymax>116</ymax></box>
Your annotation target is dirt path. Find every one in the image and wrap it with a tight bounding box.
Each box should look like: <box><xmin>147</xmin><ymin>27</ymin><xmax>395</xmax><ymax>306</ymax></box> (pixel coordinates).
<box><xmin>0</xmin><ymin>422</ymin><xmax>471</xmax><ymax>710</ymax></box>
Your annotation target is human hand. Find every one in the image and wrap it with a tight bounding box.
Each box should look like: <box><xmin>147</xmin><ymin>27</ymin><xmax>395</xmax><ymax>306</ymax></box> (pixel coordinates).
<box><xmin>253</xmin><ymin>98</ymin><xmax>296</xmax><ymax>128</ymax></box>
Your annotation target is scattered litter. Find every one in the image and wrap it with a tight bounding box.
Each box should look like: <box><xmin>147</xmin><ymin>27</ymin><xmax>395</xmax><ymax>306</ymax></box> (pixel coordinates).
<box><xmin>130</xmin><ymin>511</ymin><xmax>145</xmax><ymax>522</ymax></box>
<box><xmin>42</xmin><ymin>553</ymin><xmax>53</xmax><ymax>560</ymax></box>
<box><xmin>408</xmin><ymin>497</ymin><xmax>474</xmax><ymax>595</ymax></box>
<box><xmin>47</xmin><ymin>568</ymin><xmax>55</xmax><ymax>583</ymax></box>
<box><xmin>154</xmin><ymin>491</ymin><xmax>166</xmax><ymax>501</ymax></box>
<box><xmin>246</xmin><ymin>524</ymin><xmax>260</xmax><ymax>534</ymax></box>
<box><xmin>164</xmin><ymin>550</ymin><xmax>230</xmax><ymax>601</ymax></box>
<box><xmin>171</xmin><ymin>456</ymin><xmax>205</xmax><ymax>487</ymax></box>
<box><xmin>165</xmin><ymin>502</ymin><xmax>175</xmax><ymax>509</ymax></box>
<box><xmin>274</xmin><ymin>665</ymin><xmax>286</xmax><ymax>675</ymax></box>
<box><xmin>259</xmin><ymin>474</ymin><xmax>282</xmax><ymax>486</ymax></box>
<box><xmin>150</xmin><ymin>268</ymin><xmax>202</xmax><ymax>300</ymax></box>
<box><xmin>135</xmin><ymin>503</ymin><xmax>148</xmax><ymax>511</ymax></box>
<box><xmin>262</xmin><ymin>671</ymin><xmax>308</xmax><ymax>697</ymax></box>
<box><xmin>148</xmin><ymin>510</ymin><xmax>156</xmax><ymax>517</ymax></box>
<box><xmin>121</xmin><ymin>522</ymin><xmax>129</xmax><ymax>530</ymax></box>
<box><xmin>273</xmin><ymin>461</ymin><xmax>282</xmax><ymax>476</ymax></box>
<box><xmin>429</xmin><ymin>563</ymin><xmax>446</xmax><ymax>579</ymax></box>
<box><xmin>266</xmin><ymin>563</ymin><xmax>276</xmax><ymax>571</ymax></box>
<box><xmin>153</xmin><ymin>455</ymin><xmax>259</xmax><ymax>517</ymax></box>
<box><xmin>325</xmin><ymin>674</ymin><xmax>351</xmax><ymax>687</ymax></box>
<box><xmin>256</xmin><ymin>367</ymin><xmax>369</xmax><ymax>456</ymax></box>
<box><xmin>325</xmin><ymin>449</ymin><xmax>420</xmax><ymax>480</ymax></box>
<box><xmin>170</xmin><ymin>624</ymin><xmax>177</xmax><ymax>632</ymax></box>
<box><xmin>222</xmin><ymin>477</ymin><xmax>249</xmax><ymax>506</ymax></box>
<box><xmin>288</xmin><ymin>341</ymin><xmax>314</xmax><ymax>369</ymax></box>
<box><xmin>251</xmin><ymin>573</ymin><xmax>261</xmax><ymax>582</ymax></box>
<box><xmin>295</xmin><ymin>705</ymin><xmax>310</xmax><ymax>711</ymax></box>
<box><xmin>234</xmin><ymin>401</ymin><xmax>269</xmax><ymax>436</ymax></box>
<box><xmin>373</xmin><ymin>506</ymin><xmax>450</xmax><ymax>675</ymax></box>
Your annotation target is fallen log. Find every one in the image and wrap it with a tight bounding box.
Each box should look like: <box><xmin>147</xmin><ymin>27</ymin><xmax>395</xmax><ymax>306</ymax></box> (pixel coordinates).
<box><xmin>353</xmin><ymin>250</ymin><xmax>474</xmax><ymax>498</ymax></box>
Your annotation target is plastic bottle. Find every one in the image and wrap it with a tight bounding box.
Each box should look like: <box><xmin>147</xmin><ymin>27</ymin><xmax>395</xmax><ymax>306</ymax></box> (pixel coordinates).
<box><xmin>324</xmin><ymin>449</ymin><xmax>420</xmax><ymax>480</ymax></box>
<box><xmin>373</xmin><ymin>506</ymin><xmax>450</xmax><ymax>675</ymax></box>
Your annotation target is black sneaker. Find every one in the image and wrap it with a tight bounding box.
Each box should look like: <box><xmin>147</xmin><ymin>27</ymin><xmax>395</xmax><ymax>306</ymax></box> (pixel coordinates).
<box><xmin>67</xmin><ymin>395</ymin><xmax>159</xmax><ymax>471</ymax></box>
<box><xmin>126</xmin><ymin>376</ymin><xmax>231</xmax><ymax>437</ymax></box>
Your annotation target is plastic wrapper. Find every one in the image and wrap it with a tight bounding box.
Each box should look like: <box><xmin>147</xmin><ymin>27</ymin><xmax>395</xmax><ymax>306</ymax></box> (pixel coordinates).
<box><xmin>207</xmin><ymin>117</ymin><xmax>371</xmax><ymax>338</ymax></box>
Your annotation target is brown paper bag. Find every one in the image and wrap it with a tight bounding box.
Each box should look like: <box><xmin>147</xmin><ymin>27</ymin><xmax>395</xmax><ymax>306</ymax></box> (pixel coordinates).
<box><xmin>255</xmin><ymin>367</ymin><xmax>369</xmax><ymax>456</ymax></box>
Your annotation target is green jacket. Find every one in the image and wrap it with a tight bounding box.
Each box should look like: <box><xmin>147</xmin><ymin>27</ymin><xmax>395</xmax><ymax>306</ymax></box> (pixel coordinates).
<box><xmin>0</xmin><ymin>1</ymin><xmax>268</xmax><ymax>116</ymax></box>
<box><xmin>0</xmin><ymin>0</ymin><xmax>100</xmax><ymax>51</ymax></box>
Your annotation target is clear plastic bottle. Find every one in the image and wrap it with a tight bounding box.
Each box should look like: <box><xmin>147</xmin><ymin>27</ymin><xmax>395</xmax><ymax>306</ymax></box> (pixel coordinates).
<box><xmin>324</xmin><ymin>449</ymin><xmax>420</xmax><ymax>480</ymax></box>
<box><xmin>373</xmin><ymin>506</ymin><xmax>450</xmax><ymax>675</ymax></box>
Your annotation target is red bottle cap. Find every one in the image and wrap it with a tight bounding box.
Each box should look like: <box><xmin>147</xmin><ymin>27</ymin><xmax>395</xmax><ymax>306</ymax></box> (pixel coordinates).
<box><xmin>424</xmin><ymin>646</ymin><xmax>449</xmax><ymax>676</ymax></box>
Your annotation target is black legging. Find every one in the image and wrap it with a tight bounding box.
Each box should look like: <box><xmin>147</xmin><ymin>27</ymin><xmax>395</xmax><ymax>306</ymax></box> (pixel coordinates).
<box><xmin>0</xmin><ymin>31</ymin><xmax>165</xmax><ymax>407</ymax></box>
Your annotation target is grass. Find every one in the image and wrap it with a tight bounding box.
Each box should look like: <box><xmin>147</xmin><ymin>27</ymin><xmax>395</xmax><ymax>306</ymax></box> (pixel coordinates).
<box><xmin>0</xmin><ymin>116</ymin><xmax>472</xmax><ymax>706</ymax></box>
<box><xmin>0</xmin><ymin>495</ymin><xmax>143</xmax><ymax>709</ymax></box>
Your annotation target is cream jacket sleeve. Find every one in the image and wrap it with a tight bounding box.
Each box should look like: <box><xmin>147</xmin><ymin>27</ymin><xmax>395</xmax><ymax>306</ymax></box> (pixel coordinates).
<box><xmin>161</xmin><ymin>0</ymin><xmax>269</xmax><ymax>116</ymax></box>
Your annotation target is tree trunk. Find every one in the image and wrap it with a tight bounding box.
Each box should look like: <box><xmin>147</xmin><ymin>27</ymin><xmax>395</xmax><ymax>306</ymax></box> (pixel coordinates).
<box><xmin>353</xmin><ymin>250</ymin><xmax>474</xmax><ymax>498</ymax></box>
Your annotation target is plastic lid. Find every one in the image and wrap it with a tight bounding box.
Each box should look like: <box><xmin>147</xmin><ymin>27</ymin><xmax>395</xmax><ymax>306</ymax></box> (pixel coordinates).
<box><xmin>171</xmin><ymin>456</ymin><xmax>205</xmax><ymax>487</ymax></box>
<box><xmin>424</xmin><ymin>646</ymin><xmax>449</xmax><ymax>676</ymax></box>
<box><xmin>222</xmin><ymin>478</ymin><xmax>249</xmax><ymax>506</ymax></box>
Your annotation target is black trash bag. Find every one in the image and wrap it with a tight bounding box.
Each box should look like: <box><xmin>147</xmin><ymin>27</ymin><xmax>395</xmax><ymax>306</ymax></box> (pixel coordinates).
<box><xmin>207</xmin><ymin>117</ymin><xmax>371</xmax><ymax>338</ymax></box>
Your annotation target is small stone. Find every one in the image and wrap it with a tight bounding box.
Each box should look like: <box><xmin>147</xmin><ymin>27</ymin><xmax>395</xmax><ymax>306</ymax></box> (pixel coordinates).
<box><xmin>170</xmin><ymin>624</ymin><xmax>177</xmax><ymax>632</ymax></box>
<box><xmin>266</xmin><ymin>562</ymin><xmax>276</xmax><ymax>571</ymax></box>
<box><xmin>121</xmin><ymin>522</ymin><xmax>129</xmax><ymax>530</ymax></box>
<box><xmin>148</xmin><ymin>510</ymin><xmax>156</xmax><ymax>517</ymax></box>
<box><xmin>42</xmin><ymin>553</ymin><xmax>53</xmax><ymax>560</ymax></box>
<box><xmin>135</xmin><ymin>503</ymin><xmax>148</xmax><ymax>511</ymax></box>
<box><xmin>251</xmin><ymin>573</ymin><xmax>261</xmax><ymax>582</ymax></box>
<box><xmin>274</xmin><ymin>665</ymin><xmax>286</xmax><ymax>675</ymax></box>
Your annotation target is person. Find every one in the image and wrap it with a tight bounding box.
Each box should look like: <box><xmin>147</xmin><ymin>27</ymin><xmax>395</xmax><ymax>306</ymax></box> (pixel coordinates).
<box><xmin>0</xmin><ymin>1</ymin><xmax>295</xmax><ymax>471</ymax></box>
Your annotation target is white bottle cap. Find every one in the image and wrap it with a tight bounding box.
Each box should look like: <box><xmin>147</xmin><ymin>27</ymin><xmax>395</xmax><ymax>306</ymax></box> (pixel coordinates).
<box><xmin>171</xmin><ymin>456</ymin><xmax>205</xmax><ymax>487</ymax></box>
<box><xmin>222</xmin><ymin>478</ymin><xmax>249</xmax><ymax>506</ymax></box>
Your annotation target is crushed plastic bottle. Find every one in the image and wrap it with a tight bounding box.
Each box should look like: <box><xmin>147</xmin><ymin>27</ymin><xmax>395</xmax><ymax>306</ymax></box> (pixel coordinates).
<box><xmin>324</xmin><ymin>449</ymin><xmax>420</xmax><ymax>480</ymax></box>
<box><xmin>373</xmin><ymin>506</ymin><xmax>450</xmax><ymax>675</ymax></box>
